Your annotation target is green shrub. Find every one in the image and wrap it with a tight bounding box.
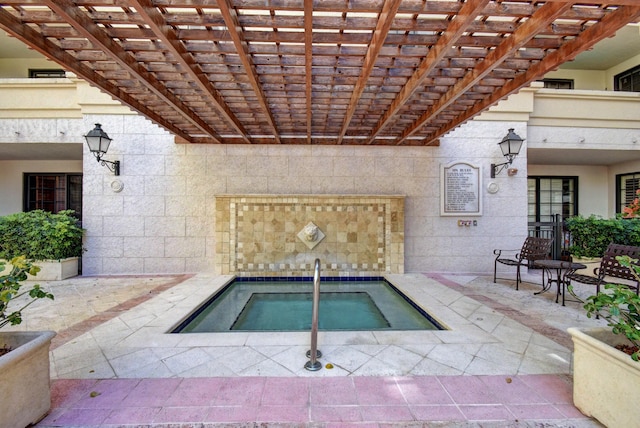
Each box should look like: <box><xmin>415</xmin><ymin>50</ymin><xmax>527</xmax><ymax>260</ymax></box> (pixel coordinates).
<box><xmin>0</xmin><ymin>256</ymin><xmax>54</xmax><ymax>329</ymax></box>
<box><xmin>565</xmin><ymin>215</ymin><xmax>640</xmax><ymax>258</ymax></box>
<box><xmin>0</xmin><ymin>210</ymin><xmax>84</xmax><ymax>261</ymax></box>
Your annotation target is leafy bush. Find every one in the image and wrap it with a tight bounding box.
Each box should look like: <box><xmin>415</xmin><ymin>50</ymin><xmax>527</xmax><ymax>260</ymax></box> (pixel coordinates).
<box><xmin>0</xmin><ymin>256</ymin><xmax>54</xmax><ymax>329</ymax></box>
<box><xmin>0</xmin><ymin>210</ymin><xmax>84</xmax><ymax>261</ymax></box>
<box><xmin>583</xmin><ymin>256</ymin><xmax>640</xmax><ymax>361</ymax></box>
<box><xmin>565</xmin><ymin>215</ymin><xmax>640</xmax><ymax>258</ymax></box>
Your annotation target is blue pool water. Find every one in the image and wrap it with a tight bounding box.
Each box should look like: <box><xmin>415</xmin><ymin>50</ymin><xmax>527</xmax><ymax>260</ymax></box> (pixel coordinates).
<box><xmin>173</xmin><ymin>278</ymin><xmax>444</xmax><ymax>333</ymax></box>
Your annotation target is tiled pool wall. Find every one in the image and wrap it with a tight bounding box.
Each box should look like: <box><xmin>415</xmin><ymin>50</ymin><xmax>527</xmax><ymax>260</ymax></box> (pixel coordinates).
<box><xmin>172</xmin><ymin>276</ymin><xmax>445</xmax><ymax>333</ymax></box>
<box><xmin>215</xmin><ymin>195</ymin><xmax>404</xmax><ymax>276</ymax></box>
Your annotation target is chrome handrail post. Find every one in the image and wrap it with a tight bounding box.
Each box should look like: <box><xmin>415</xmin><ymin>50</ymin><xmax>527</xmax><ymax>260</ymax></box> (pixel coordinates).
<box><xmin>304</xmin><ymin>258</ymin><xmax>322</xmax><ymax>371</ymax></box>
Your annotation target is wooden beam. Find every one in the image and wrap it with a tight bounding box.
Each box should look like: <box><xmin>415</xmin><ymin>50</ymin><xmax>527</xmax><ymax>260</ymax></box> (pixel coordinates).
<box><xmin>216</xmin><ymin>0</ymin><xmax>281</xmax><ymax>143</ymax></box>
<box><xmin>40</xmin><ymin>0</ymin><xmax>224</xmax><ymax>144</ymax></box>
<box><xmin>0</xmin><ymin>7</ymin><xmax>195</xmax><ymax>143</ymax></box>
<box><xmin>395</xmin><ymin>1</ymin><xmax>575</xmax><ymax>145</ymax></box>
<box><xmin>129</xmin><ymin>0</ymin><xmax>251</xmax><ymax>143</ymax></box>
<box><xmin>2</xmin><ymin>0</ymin><xmax>638</xmax><ymax>146</ymax></box>
<box><xmin>364</xmin><ymin>0</ymin><xmax>491</xmax><ymax>145</ymax></box>
<box><xmin>304</xmin><ymin>0</ymin><xmax>313</xmax><ymax>144</ymax></box>
<box><xmin>336</xmin><ymin>0</ymin><xmax>402</xmax><ymax>144</ymax></box>
<box><xmin>425</xmin><ymin>4</ymin><xmax>640</xmax><ymax>145</ymax></box>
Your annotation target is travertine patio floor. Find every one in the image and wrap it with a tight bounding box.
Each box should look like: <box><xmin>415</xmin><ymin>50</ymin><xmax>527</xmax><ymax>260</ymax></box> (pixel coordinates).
<box><xmin>4</xmin><ymin>269</ymin><xmax>606</xmax><ymax>426</ymax></box>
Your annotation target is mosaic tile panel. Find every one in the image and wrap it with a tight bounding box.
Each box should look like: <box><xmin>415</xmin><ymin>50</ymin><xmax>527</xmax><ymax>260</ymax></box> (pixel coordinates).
<box><xmin>215</xmin><ymin>195</ymin><xmax>404</xmax><ymax>276</ymax></box>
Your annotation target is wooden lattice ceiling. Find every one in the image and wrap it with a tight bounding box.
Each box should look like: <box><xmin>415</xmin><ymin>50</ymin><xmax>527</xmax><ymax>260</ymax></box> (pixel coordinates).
<box><xmin>1</xmin><ymin>1</ymin><xmax>639</xmax><ymax>145</ymax></box>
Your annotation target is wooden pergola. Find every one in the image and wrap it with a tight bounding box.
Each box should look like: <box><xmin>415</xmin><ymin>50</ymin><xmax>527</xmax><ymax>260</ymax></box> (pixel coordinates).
<box><xmin>1</xmin><ymin>1</ymin><xmax>639</xmax><ymax>145</ymax></box>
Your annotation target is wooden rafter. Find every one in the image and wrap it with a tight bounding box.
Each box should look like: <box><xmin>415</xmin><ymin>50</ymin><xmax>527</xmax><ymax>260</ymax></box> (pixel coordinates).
<box><xmin>364</xmin><ymin>0</ymin><xmax>491</xmax><ymax>145</ymax></box>
<box><xmin>304</xmin><ymin>0</ymin><xmax>313</xmax><ymax>144</ymax></box>
<box><xmin>130</xmin><ymin>0</ymin><xmax>251</xmax><ymax>143</ymax></box>
<box><xmin>0</xmin><ymin>7</ymin><xmax>194</xmax><ymax>142</ymax></box>
<box><xmin>216</xmin><ymin>0</ymin><xmax>281</xmax><ymax>144</ymax></box>
<box><xmin>426</xmin><ymin>4</ymin><xmax>640</xmax><ymax>145</ymax></box>
<box><xmin>0</xmin><ymin>0</ymin><xmax>638</xmax><ymax>146</ymax></box>
<box><xmin>336</xmin><ymin>0</ymin><xmax>402</xmax><ymax>144</ymax></box>
<box><xmin>42</xmin><ymin>0</ymin><xmax>223</xmax><ymax>144</ymax></box>
<box><xmin>0</xmin><ymin>9</ymin><xmax>196</xmax><ymax>144</ymax></box>
<box><xmin>395</xmin><ymin>1</ymin><xmax>575</xmax><ymax>145</ymax></box>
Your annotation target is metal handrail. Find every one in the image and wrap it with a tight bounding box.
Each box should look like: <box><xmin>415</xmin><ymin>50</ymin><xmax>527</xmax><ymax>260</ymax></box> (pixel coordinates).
<box><xmin>304</xmin><ymin>258</ymin><xmax>322</xmax><ymax>371</ymax></box>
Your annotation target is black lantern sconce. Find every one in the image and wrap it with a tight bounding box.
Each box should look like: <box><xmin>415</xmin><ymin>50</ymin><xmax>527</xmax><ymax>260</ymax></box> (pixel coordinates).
<box><xmin>84</xmin><ymin>123</ymin><xmax>120</xmax><ymax>175</ymax></box>
<box><xmin>491</xmin><ymin>128</ymin><xmax>524</xmax><ymax>178</ymax></box>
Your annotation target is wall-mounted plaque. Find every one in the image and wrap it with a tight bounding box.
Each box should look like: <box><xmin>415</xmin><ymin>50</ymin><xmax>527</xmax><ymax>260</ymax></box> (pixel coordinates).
<box><xmin>440</xmin><ymin>161</ymin><xmax>482</xmax><ymax>216</ymax></box>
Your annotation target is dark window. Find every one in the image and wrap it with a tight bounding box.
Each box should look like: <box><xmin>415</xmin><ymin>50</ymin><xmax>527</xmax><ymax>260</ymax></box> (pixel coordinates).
<box><xmin>539</xmin><ymin>78</ymin><xmax>574</xmax><ymax>89</ymax></box>
<box><xmin>23</xmin><ymin>174</ymin><xmax>82</xmax><ymax>220</ymax></box>
<box><xmin>617</xmin><ymin>172</ymin><xmax>640</xmax><ymax>213</ymax></box>
<box><xmin>614</xmin><ymin>65</ymin><xmax>640</xmax><ymax>92</ymax></box>
<box><xmin>528</xmin><ymin>176</ymin><xmax>578</xmax><ymax>223</ymax></box>
<box><xmin>28</xmin><ymin>69</ymin><xmax>66</xmax><ymax>78</ymax></box>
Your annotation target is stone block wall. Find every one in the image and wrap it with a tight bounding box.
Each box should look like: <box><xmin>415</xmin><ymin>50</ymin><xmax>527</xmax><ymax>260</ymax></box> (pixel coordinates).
<box><xmin>0</xmin><ymin>109</ymin><xmax>533</xmax><ymax>276</ymax></box>
<box><xmin>73</xmin><ymin>113</ymin><xmax>531</xmax><ymax>275</ymax></box>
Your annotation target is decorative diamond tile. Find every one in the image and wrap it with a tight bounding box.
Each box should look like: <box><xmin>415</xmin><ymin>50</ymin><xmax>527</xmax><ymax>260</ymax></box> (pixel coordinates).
<box><xmin>297</xmin><ymin>222</ymin><xmax>325</xmax><ymax>250</ymax></box>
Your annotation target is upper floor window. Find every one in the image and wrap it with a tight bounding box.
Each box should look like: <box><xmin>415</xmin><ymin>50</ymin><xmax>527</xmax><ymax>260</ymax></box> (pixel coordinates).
<box><xmin>617</xmin><ymin>172</ymin><xmax>640</xmax><ymax>214</ymax></box>
<box><xmin>614</xmin><ymin>65</ymin><xmax>640</xmax><ymax>92</ymax></box>
<box><xmin>539</xmin><ymin>78</ymin><xmax>574</xmax><ymax>89</ymax></box>
<box><xmin>23</xmin><ymin>173</ymin><xmax>82</xmax><ymax>220</ymax></box>
<box><xmin>28</xmin><ymin>69</ymin><xmax>66</xmax><ymax>78</ymax></box>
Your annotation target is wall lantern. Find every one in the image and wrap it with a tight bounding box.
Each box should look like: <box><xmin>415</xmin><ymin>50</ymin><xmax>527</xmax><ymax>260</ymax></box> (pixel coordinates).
<box><xmin>84</xmin><ymin>123</ymin><xmax>120</xmax><ymax>175</ymax></box>
<box><xmin>491</xmin><ymin>128</ymin><xmax>524</xmax><ymax>178</ymax></box>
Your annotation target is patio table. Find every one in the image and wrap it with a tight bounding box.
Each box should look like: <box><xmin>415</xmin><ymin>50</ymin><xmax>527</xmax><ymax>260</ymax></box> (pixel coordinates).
<box><xmin>533</xmin><ymin>259</ymin><xmax>586</xmax><ymax>306</ymax></box>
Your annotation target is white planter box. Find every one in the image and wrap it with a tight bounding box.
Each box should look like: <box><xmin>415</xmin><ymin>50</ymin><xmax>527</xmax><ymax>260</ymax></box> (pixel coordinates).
<box><xmin>0</xmin><ymin>331</ymin><xmax>56</xmax><ymax>428</ymax></box>
<box><xmin>569</xmin><ymin>327</ymin><xmax>640</xmax><ymax>428</ymax></box>
<box><xmin>0</xmin><ymin>257</ymin><xmax>78</xmax><ymax>281</ymax></box>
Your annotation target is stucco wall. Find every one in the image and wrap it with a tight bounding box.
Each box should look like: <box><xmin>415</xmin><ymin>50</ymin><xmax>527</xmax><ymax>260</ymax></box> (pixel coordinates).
<box><xmin>527</xmin><ymin>164</ymin><xmax>609</xmax><ymax>218</ymax></box>
<box><xmin>0</xmin><ymin>159</ymin><xmax>83</xmax><ymax>215</ymax></box>
<box><xmin>0</xmin><ymin>58</ymin><xmax>56</xmax><ymax>78</ymax></box>
<box><xmin>609</xmin><ymin>159</ymin><xmax>640</xmax><ymax>218</ymax></box>
<box><xmin>543</xmin><ymin>52</ymin><xmax>640</xmax><ymax>91</ymax></box>
<box><xmin>544</xmin><ymin>69</ymin><xmax>607</xmax><ymax>91</ymax></box>
<box><xmin>79</xmin><ymin>114</ymin><xmax>528</xmax><ymax>276</ymax></box>
<box><xmin>607</xmin><ymin>53</ymin><xmax>640</xmax><ymax>87</ymax></box>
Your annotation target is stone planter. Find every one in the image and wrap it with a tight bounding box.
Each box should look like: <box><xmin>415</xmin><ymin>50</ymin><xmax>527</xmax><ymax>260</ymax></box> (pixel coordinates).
<box><xmin>0</xmin><ymin>331</ymin><xmax>56</xmax><ymax>428</ymax></box>
<box><xmin>0</xmin><ymin>257</ymin><xmax>78</xmax><ymax>281</ymax></box>
<box><xmin>568</xmin><ymin>327</ymin><xmax>640</xmax><ymax>427</ymax></box>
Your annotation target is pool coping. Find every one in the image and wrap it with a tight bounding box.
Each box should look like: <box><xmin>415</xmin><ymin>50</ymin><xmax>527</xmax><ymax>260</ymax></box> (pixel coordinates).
<box><xmin>124</xmin><ymin>274</ymin><xmax>495</xmax><ymax>348</ymax></box>
<box><xmin>172</xmin><ymin>276</ymin><xmax>448</xmax><ymax>333</ymax></box>
<box><xmin>49</xmin><ymin>272</ymin><xmax>576</xmax><ymax>378</ymax></box>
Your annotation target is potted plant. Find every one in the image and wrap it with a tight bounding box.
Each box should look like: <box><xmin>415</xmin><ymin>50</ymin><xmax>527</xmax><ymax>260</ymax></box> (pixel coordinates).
<box><xmin>0</xmin><ymin>210</ymin><xmax>84</xmax><ymax>280</ymax></box>
<box><xmin>568</xmin><ymin>189</ymin><xmax>640</xmax><ymax>426</ymax></box>
<box><xmin>568</xmin><ymin>273</ymin><xmax>640</xmax><ymax>426</ymax></box>
<box><xmin>0</xmin><ymin>256</ymin><xmax>56</xmax><ymax>428</ymax></box>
